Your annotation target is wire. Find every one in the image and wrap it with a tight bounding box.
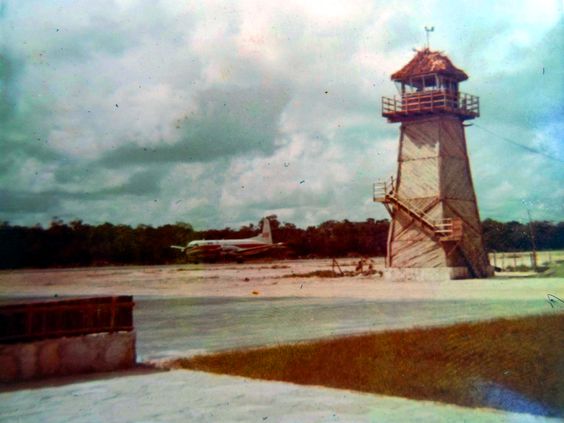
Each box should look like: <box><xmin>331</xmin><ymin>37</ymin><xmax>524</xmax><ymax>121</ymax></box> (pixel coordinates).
<box><xmin>473</xmin><ymin>123</ymin><xmax>563</xmax><ymax>163</ymax></box>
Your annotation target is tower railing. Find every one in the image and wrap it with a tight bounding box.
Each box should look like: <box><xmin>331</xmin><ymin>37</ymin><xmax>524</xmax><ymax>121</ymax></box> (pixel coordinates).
<box><xmin>382</xmin><ymin>91</ymin><xmax>479</xmax><ymax>121</ymax></box>
<box><xmin>373</xmin><ymin>177</ymin><xmax>395</xmax><ymax>202</ymax></box>
<box><xmin>434</xmin><ymin>218</ymin><xmax>463</xmax><ymax>241</ymax></box>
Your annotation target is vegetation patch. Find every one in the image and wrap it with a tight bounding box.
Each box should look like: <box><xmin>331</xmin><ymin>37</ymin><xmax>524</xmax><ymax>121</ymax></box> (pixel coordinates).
<box><xmin>3</xmin><ymin>217</ymin><xmax>562</xmax><ymax>269</ymax></box>
<box><xmin>171</xmin><ymin>313</ymin><xmax>564</xmax><ymax>417</ymax></box>
<box><xmin>545</xmin><ymin>260</ymin><xmax>564</xmax><ymax>278</ymax></box>
<box><xmin>282</xmin><ymin>270</ymin><xmax>349</xmax><ymax>278</ymax></box>
<box><xmin>257</xmin><ymin>264</ymin><xmax>291</xmax><ymax>269</ymax></box>
<box><xmin>283</xmin><ymin>269</ymin><xmax>381</xmax><ymax>278</ymax></box>
<box><xmin>501</xmin><ymin>264</ymin><xmax>549</xmax><ymax>273</ymax></box>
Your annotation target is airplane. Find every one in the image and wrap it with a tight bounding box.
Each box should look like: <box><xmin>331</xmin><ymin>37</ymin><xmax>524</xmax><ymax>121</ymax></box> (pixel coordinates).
<box><xmin>171</xmin><ymin>217</ymin><xmax>285</xmax><ymax>262</ymax></box>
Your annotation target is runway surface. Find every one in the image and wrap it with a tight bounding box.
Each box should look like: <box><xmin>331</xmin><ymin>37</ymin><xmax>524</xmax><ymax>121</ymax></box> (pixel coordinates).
<box><xmin>134</xmin><ymin>296</ymin><xmax>553</xmax><ymax>361</ymax></box>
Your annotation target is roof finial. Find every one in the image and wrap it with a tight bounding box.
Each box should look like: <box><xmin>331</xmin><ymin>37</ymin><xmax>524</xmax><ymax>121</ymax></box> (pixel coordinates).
<box><xmin>424</xmin><ymin>26</ymin><xmax>434</xmax><ymax>50</ymax></box>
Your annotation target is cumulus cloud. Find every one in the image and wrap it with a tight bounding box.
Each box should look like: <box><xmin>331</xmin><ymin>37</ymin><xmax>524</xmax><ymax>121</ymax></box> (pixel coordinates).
<box><xmin>98</xmin><ymin>84</ymin><xmax>291</xmax><ymax>167</ymax></box>
<box><xmin>0</xmin><ymin>0</ymin><xmax>562</xmax><ymax>227</ymax></box>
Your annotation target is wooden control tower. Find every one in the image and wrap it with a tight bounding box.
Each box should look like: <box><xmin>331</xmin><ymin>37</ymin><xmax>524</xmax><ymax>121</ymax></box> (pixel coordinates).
<box><xmin>375</xmin><ymin>49</ymin><xmax>492</xmax><ymax>279</ymax></box>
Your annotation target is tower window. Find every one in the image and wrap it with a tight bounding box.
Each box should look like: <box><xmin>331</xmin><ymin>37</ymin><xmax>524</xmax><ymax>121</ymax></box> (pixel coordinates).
<box><xmin>439</xmin><ymin>76</ymin><xmax>459</xmax><ymax>93</ymax></box>
<box><xmin>423</xmin><ymin>75</ymin><xmax>438</xmax><ymax>91</ymax></box>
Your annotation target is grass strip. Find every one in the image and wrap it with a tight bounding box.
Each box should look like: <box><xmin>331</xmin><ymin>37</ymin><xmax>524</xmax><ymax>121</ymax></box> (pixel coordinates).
<box><xmin>172</xmin><ymin>313</ymin><xmax>564</xmax><ymax>416</ymax></box>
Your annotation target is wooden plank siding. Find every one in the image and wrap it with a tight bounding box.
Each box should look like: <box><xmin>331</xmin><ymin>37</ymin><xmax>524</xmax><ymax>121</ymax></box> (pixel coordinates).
<box><xmin>390</xmin><ymin>211</ymin><xmax>446</xmax><ymax>268</ymax></box>
<box><xmin>397</xmin><ymin>158</ymin><xmax>439</xmax><ymax>199</ymax></box>
<box><xmin>439</xmin><ymin>119</ymin><xmax>467</xmax><ymax>158</ymax></box>
<box><xmin>441</xmin><ymin>159</ymin><xmax>476</xmax><ymax>201</ymax></box>
<box><xmin>387</xmin><ymin>115</ymin><xmax>491</xmax><ymax>276</ymax></box>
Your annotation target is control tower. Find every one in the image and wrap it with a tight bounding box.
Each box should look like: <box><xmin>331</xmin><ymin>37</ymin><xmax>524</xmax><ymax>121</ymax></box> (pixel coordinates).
<box><xmin>375</xmin><ymin>48</ymin><xmax>493</xmax><ymax>279</ymax></box>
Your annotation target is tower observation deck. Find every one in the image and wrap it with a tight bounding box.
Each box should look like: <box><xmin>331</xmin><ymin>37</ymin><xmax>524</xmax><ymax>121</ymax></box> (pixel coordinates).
<box><xmin>382</xmin><ymin>49</ymin><xmax>479</xmax><ymax>123</ymax></box>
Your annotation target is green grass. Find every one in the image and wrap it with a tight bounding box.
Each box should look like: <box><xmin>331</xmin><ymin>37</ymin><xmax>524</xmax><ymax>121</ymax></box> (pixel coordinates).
<box><xmin>504</xmin><ymin>264</ymin><xmax>549</xmax><ymax>273</ymax></box>
<box><xmin>545</xmin><ymin>260</ymin><xmax>564</xmax><ymax>278</ymax></box>
<box><xmin>172</xmin><ymin>313</ymin><xmax>564</xmax><ymax>416</ymax></box>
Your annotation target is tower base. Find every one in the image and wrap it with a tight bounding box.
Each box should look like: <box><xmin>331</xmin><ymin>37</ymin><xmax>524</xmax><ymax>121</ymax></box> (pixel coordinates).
<box><xmin>383</xmin><ymin>266</ymin><xmax>473</xmax><ymax>281</ymax></box>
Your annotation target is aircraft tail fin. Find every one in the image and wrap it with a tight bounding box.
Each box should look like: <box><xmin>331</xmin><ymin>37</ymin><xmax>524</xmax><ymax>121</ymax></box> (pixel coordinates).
<box><xmin>257</xmin><ymin>218</ymin><xmax>273</xmax><ymax>244</ymax></box>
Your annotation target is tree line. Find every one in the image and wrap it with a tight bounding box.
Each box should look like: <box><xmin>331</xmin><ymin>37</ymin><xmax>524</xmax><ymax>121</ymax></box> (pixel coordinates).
<box><xmin>0</xmin><ymin>217</ymin><xmax>562</xmax><ymax>269</ymax></box>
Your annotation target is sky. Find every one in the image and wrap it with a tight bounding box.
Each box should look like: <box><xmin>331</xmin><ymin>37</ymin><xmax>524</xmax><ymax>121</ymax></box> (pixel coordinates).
<box><xmin>0</xmin><ymin>0</ymin><xmax>563</xmax><ymax>229</ymax></box>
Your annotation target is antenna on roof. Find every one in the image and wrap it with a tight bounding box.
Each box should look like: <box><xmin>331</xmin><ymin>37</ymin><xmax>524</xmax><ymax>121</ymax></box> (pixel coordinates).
<box><xmin>424</xmin><ymin>26</ymin><xmax>435</xmax><ymax>49</ymax></box>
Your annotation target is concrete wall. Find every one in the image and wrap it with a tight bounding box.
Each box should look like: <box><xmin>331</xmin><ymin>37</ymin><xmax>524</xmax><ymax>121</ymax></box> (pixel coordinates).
<box><xmin>0</xmin><ymin>331</ymin><xmax>135</xmax><ymax>383</ymax></box>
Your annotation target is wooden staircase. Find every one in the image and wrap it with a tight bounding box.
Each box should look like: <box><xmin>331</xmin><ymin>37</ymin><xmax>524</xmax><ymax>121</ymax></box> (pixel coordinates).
<box><xmin>373</xmin><ymin>178</ymin><xmax>463</xmax><ymax>242</ymax></box>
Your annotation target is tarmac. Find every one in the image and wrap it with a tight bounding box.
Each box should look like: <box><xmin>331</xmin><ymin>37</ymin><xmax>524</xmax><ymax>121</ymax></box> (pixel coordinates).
<box><xmin>2</xmin><ymin>367</ymin><xmax>559</xmax><ymax>422</ymax></box>
<box><xmin>0</xmin><ymin>259</ymin><xmax>562</xmax><ymax>422</ymax></box>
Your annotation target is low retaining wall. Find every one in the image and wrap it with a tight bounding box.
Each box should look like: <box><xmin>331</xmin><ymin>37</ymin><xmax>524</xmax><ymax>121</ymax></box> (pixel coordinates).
<box><xmin>0</xmin><ymin>296</ymin><xmax>136</xmax><ymax>383</ymax></box>
<box><xmin>0</xmin><ymin>331</ymin><xmax>136</xmax><ymax>383</ymax></box>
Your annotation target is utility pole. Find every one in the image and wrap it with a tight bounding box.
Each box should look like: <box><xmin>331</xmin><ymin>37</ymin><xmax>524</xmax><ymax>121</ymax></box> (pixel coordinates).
<box><xmin>526</xmin><ymin>208</ymin><xmax>538</xmax><ymax>271</ymax></box>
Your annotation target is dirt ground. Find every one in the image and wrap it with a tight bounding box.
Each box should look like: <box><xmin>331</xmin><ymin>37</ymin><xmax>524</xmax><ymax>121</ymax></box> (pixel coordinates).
<box><xmin>0</xmin><ymin>258</ymin><xmax>561</xmax><ymax>301</ymax></box>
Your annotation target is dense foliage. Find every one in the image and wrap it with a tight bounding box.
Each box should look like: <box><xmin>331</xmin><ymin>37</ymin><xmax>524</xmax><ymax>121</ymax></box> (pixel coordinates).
<box><xmin>481</xmin><ymin>218</ymin><xmax>564</xmax><ymax>252</ymax></box>
<box><xmin>0</xmin><ymin>216</ymin><xmax>562</xmax><ymax>269</ymax></box>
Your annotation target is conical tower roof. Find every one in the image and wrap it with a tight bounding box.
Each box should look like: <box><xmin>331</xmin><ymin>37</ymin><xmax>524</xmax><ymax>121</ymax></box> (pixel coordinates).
<box><xmin>391</xmin><ymin>48</ymin><xmax>468</xmax><ymax>82</ymax></box>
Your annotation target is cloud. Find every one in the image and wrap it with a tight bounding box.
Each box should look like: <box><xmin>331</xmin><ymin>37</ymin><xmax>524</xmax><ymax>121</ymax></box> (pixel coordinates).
<box><xmin>477</xmin><ymin>19</ymin><xmax>564</xmax><ymax>129</ymax></box>
<box><xmin>0</xmin><ymin>167</ymin><xmax>165</xmax><ymax>219</ymax></box>
<box><xmin>0</xmin><ymin>0</ymin><xmax>562</xmax><ymax>228</ymax></box>
<box><xmin>0</xmin><ymin>190</ymin><xmax>60</xmax><ymax>214</ymax></box>
<box><xmin>0</xmin><ymin>50</ymin><xmax>19</xmax><ymax>120</ymax></box>
<box><xmin>98</xmin><ymin>84</ymin><xmax>291</xmax><ymax>167</ymax></box>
